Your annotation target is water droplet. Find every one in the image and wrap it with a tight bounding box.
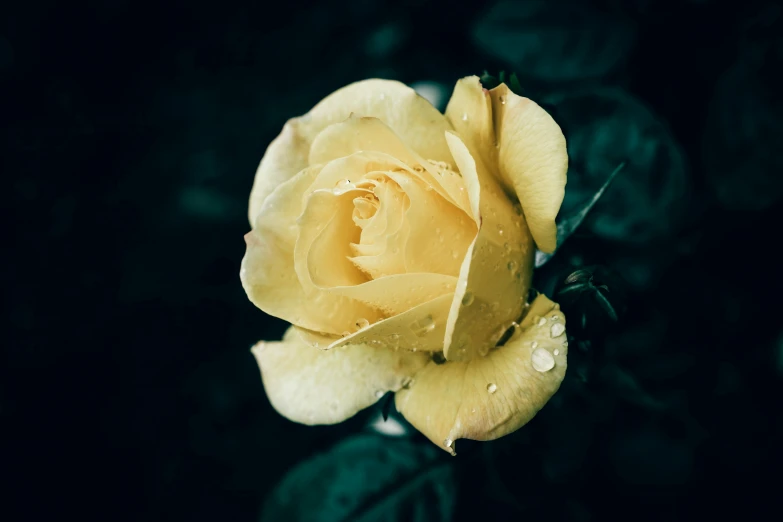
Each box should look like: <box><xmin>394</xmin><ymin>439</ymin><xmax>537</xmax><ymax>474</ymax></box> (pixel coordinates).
<box><xmin>461</xmin><ymin>292</ymin><xmax>475</xmax><ymax>306</ymax></box>
<box><xmin>537</xmin><ymin>317</ymin><xmax>546</xmax><ymax>327</ymax></box>
<box><xmin>356</xmin><ymin>318</ymin><xmax>370</xmax><ymax>329</ymax></box>
<box><xmin>375</xmin><ymin>389</ymin><xmax>385</xmax><ymax>399</ymax></box>
<box><xmin>497</xmin><ymin>224</ymin><xmax>504</xmax><ymax>236</ymax></box>
<box><xmin>336</xmin><ymin>178</ymin><xmax>351</xmax><ymax>187</ymax></box>
<box><xmin>487</xmin><ymin>383</ymin><xmax>497</xmax><ymax>394</ymax></box>
<box><xmin>531</xmin><ymin>341</ymin><xmax>538</xmax><ymax>349</ymax></box>
<box><xmin>550</xmin><ymin>315</ymin><xmax>560</xmax><ymax>322</ymax></box>
<box><xmin>554</xmin><ymin>349</ymin><xmax>560</xmax><ymax>356</ymax></box>
<box><xmin>444</xmin><ymin>438</ymin><xmax>453</xmax><ymax>448</ymax></box>
<box><xmin>499</xmin><ymin>95</ymin><xmax>506</xmax><ymax>105</ymax></box>
<box><xmin>411</xmin><ymin>315</ymin><xmax>435</xmax><ymax>337</ymax></box>
<box><xmin>462</xmin><ymin>113</ymin><xmax>468</xmax><ymax>121</ymax></box>
<box><xmin>341</xmin><ymin>331</ymin><xmax>351</xmax><ymax>337</ymax></box>
<box><xmin>550</xmin><ymin>323</ymin><xmax>565</xmax><ymax>338</ymax></box>
<box><xmin>507</xmin><ymin>260</ymin><xmax>517</xmax><ymax>272</ymax></box>
<box><xmin>562</xmin><ymin>340</ymin><xmax>569</xmax><ymax>347</ymax></box>
<box><xmin>471</xmin><ymin>408</ymin><xmax>476</xmax><ymax>413</ymax></box>
<box><xmin>531</xmin><ymin>348</ymin><xmax>555</xmax><ymax>372</ymax></box>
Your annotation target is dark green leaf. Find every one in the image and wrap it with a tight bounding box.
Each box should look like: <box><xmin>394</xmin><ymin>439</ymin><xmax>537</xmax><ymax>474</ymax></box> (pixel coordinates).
<box><xmin>546</xmin><ymin>87</ymin><xmax>689</xmax><ymax>243</ymax></box>
<box><xmin>260</xmin><ymin>434</ymin><xmax>455</xmax><ymax>522</ymax></box>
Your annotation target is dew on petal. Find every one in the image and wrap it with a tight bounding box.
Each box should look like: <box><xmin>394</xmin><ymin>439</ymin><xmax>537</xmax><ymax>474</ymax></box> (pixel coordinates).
<box><xmin>487</xmin><ymin>383</ymin><xmax>498</xmax><ymax>394</ymax></box>
<box><xmin>550</xmin><ymin>323</ymin><xmax>566</xmax><ymax>338</ymax></box>
<box><xmin>461</xmin><ymin>292</ymin><xmax>475</xmax><ymax>306</ymax></box>
<box><xmin>531</xmin><ymin>348</ymin><xmax>556</xmax><ymax>372</ymax></box>
<box><xmin>410</xmin><ymin>315</ymin><xmax>436</xmax><ymax>337</ymax></box>
<box><xmin>374</xmin><ymin>389</ymin><xmax>385</xmax><ymax>399</ymax></box>
<box><xmin>355</xmin><ymin>318</ymin><xmax>370</xmax><ymax>329</ymax></box>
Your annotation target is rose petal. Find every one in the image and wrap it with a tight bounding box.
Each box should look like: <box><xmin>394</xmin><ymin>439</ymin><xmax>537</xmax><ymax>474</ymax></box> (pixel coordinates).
<box><xmin>253</xmin><ymin>327</ymin><xmax>429</xmax><ymax>425</ymax></box>
<box><xmin>395</xmin><ymin>294</ymin><xmax>568</xmax><ymax>454</ymax></box>
<box><xmin>445</xmin><ymin>76</ymin><xmax>568</xmax><ymax>253</ymax></box>
<box><xmin>309</xmin><ymin>116</ymin><xmax>471</xmax><ymax>213</ymax></box>
<box><xmin>384</xmin><ymin>170</ymin><xmax>476</xmax><ymax>277</ymax></box>
<box><xmin>249</xmin><ymin>81</ymin><xmax>455</xmax><ymax>225</ymax></box>
<box><xmin>442</xmin><ymin>132</ymin><xmax>534</xmax><ymax>361</ymax></box>
<box><xmin>305</xmin><ymin>293</ymin><xmax>454</xmax><ymax>353</ymax></box>
<box><xmin>241</xmin><ymin>166</ymin><xmax>329</xmax><ymax>332</ymax></box>
<box><xmin>327</xmin><ymin>273</ymin><xmax>457</xmax><ymax>317</ymax></box>
<box><xmin>294</xmin><ymin>188</ymin><xmax>384</xmax><ymax>333</ymax></box>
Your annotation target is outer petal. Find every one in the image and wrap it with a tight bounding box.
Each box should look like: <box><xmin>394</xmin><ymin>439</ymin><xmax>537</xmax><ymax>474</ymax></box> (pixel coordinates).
<box><xmin>395</xmin><ymin>294</ymin><xmax>568</xmax><ymax>454</ymax></box>
<box><xmin>249</xmin><ymin>81</ymin><xmax>455</xmax><ymax>225</ymax></box>
<box><xmin>254</xmin><ymin>327</ymin><xmax>429</xmax><ymax>425</ymax></box>
<box><xmin>445</xmin><ymin>76</ymin><xmax>568</xmax><ymax>253</ymax></box>
<box><xmin>442</xmin><ymin>132</ymin><xmax>534</xmax><ymax>361</ymax></box>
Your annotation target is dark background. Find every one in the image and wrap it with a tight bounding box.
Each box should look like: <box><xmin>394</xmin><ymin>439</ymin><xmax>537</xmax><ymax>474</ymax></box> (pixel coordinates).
<box><xmin>4</xmin><ymin>0</ymin><xmax>782</xmax><ymax>520</ymax></box>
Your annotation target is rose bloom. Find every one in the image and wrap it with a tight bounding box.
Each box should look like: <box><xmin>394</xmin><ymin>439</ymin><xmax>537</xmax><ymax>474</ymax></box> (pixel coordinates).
<box><xmin>241</xmin><ymin>76</ymin><xmax>568</xmax><ymax>454</ymax></box>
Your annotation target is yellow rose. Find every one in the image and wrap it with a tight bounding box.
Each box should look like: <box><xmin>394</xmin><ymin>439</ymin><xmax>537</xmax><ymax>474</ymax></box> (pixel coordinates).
<box><xmin>241</xmin><ymin>76</ymin><xmax>569</xmax><ymax>454</ymax></box>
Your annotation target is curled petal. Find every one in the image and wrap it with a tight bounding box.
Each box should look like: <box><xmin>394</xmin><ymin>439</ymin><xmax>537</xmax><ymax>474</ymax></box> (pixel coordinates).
<box><xmin>249</xmin><ymin>81</ymin><xmax>454</xmax><ymax>225</ymax></box>
<box><xmin>395</xmin><ymin>294</ymin><xmax>568</xmax><ymax>454</ymax></box>
<box><xmin>445</xmin><ymin>76</ymin><xmax>567</xmax><ymax>253</ymax></box>
<box><xmin>253</xmin><ymin>327</ymin><xmax>429</xmax><ymax>425</ymax></box>
<box><xmin>443</xmin><ymin>132</ymin><xmax>534</xmax><ymax>361</ymax></box>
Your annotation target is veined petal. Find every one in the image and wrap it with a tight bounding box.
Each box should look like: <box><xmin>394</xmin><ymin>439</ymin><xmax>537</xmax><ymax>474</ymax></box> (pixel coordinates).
<box><xmin>395</xmin><ymin>294</ymin><xmax>568</xmax><ymax>454</ymax></box>
<box><xmin>249</xmin><ymin>81</ymin><xmax>454</xmax><ymax>225</ymax></box>
<box><xmin>445</xmin><ymin>76</ymin><xmax>567</xmax><ymax>253</ymax></box>
<box><xmin>253</xmin><ymin>327</ymin><xmax>429</xmax><ymax>425</ymax></box>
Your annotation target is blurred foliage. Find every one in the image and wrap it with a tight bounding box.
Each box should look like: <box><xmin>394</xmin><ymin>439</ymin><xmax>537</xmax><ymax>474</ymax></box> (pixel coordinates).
<box><xmin>260</xmin><ymin>434</ymin><xmax>454</xmax><ymax>522</ymax></box>
<box><xmin>4</xmin><ymin>0</ymin><xmax>782</xmax><ymax>521</ymax></box>
<box><xmin>473</xmin><ymin>0</ymin><xmax>636</xmax><ymax>84</ymax></box>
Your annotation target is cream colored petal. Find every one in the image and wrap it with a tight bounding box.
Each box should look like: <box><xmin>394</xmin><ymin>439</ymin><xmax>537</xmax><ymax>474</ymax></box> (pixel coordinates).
<box><xmin>349</xmin><ymin>177</ymin><xmax>409</xmax><ymax>278</ymax></box>
<box><xmin>249</xmin><ymin>81</ymin><xmax>454</xmax><ymax>225</ymax></box>
<box><xmin>240</xmin><ymin>166</ymin><xmax>326</xmax><ymax>331</ymax></box>
<box><xmin>293</xmin><ymin>188</ymin><xmax>383</xmax><ymax>334</ymax></box>
<box><xmin>253</xmin><ymin>326</ymin><xmax>429</xmax><ymax>425</ymax></box>
<box><xmin>395</xmin><ymin>294</ymin><xmax>568</xmax><ymax>454</ymax></box>
<box><xmin>444</xmin><ymin>76</ymin><xmax>568</xmax><ymax>253</ymax></box>
<box><xmin>442</xmin><ymin>132</ymin><xmax>534</xmax><ymax>361</ymax></box>
<box><xmin>490</xmin><ymin>84</ymin><xmax>567</xmax><ymax>253</ymax></box>
<box><xmin>444</xmin><ymin>76</ymin><xmax>497</xmax><ymax>173</ymax></box>
<box><xmin>309</xmin><ymin>117</ymin><xmax>471</xmax><ymax>213</ymax></box>
<box><xmin>327</xmin><ymin>273</ymin><xmax>457</xmax><ymax>317</ymax></box>
<box><xmin>318</xmin><ymin>293</ymin><xmax>454</xmax><ymax>353</ymax></box>
<box><xmin>384</xmin><ymin>170</ymin><xmax>476</xmax><ymax>277</ymax></box>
